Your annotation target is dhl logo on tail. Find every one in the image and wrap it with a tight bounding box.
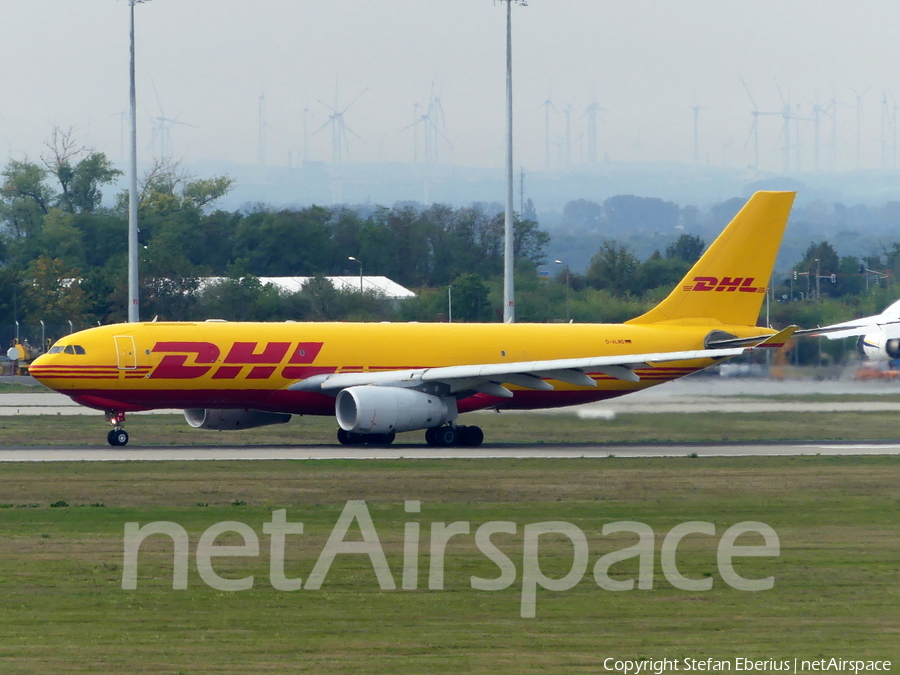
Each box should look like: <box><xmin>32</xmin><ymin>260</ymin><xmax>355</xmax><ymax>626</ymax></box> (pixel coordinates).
<box><xmin>681</xmin><ymin>277</ymin><xmax>766</xmax><ymax>293</ymax></box>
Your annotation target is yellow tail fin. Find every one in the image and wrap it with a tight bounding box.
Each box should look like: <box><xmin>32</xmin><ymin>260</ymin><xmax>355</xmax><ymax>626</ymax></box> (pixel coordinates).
<box><xmin>627</xmin><ymin>191</ymin><xmax>795</xmax><ymax>327</ymax></box>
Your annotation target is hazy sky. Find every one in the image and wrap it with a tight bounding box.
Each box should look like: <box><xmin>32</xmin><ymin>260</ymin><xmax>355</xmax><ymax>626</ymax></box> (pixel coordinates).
<box><xmin>2</xmin><ymin>1</ymin><xmax>900</xmax><ymax>174</ymax></box>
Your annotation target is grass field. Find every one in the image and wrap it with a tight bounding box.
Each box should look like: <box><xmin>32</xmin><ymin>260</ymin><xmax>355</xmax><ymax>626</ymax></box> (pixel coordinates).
<box><xmin>2</xmin><ymin>408</ymin><xmax>900</xmax><ymax>446</ymax></box>
<box><xmin>0</xmin><ymin>456</ymin><xmax>898</xmax><ymax>674</ymax></box>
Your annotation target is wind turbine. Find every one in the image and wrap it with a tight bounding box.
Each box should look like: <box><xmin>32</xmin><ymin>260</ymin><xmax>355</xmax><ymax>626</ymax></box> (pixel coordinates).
<box><xmin>400</xmin><ymin>92</ymin><xmax>451</xmax><ymax>203</ymax></box>
<box><xmin>314</xmin><ymin>87</ymin><xmax>367</xmax><ymax>165</ymax></box>
<box><xmin>891</xmin><ymin>94</ymin><xmax>900</xmax><ymax>169</ymax></box>
<box><xmin>584</xmin><ymin>94</ymin><xmax>607</xmax><ymax>165</ymax></box>
<box><xmin>401</xmin><ymin>103</ymin><xmax>425</xmax><ymax>163</ymax></box>
<box><xmin>538</xmin><ymin>92</ymin><xmax>558</xmax><ymax>170</ymax></box>
<box><xmin>399</xmin><ymin>105</ymin><xmax>432</xmax><ymax>202</ymax></box>
<box><xmin>879</xmin><ymin>91</ymin><xmax>896</xmax><ymax>170</ymax></box>
<box><xmin>258</xmin><ymin>94</ymin><xmax>270</xmax><ymax>168</ymax></box>
<box><xmin>825</xmin><ymin>93</ymin><xmax>849</xmax><ymax>172</ymax></box>
<box><xmin>427</xmin><ymin>88</ymin><xmax>450</xmax><ymax>164</ymax></box>
<box><xmin>300</xmin><ymin>107</ymin><xmax>315</xmax><ymax>163</ymax></box>
<box><xmin>852</xmin><ymin>88</ymin><xmax>870</xmax><ymax>170</ymax></box>
<box><xmin>806</xmin><ymin>94</ymin><xmax>827</xmax><ymax>173</ymax></box>
<box><xmin>741</xmin><ymin>78</ymin><xmax>780</xmax><ymax>172</ymax></box>
<box><xmin>563</xmin><ymin>103</ymin><xmax>573</xmax><ymax>168</ymax></box>
<box><xmin>692</xmin><ymin>95</ymin><xmax>702</xmax><ymax>165</ymax></box>
<box><xmin>774</xmin><ymin>81</ymin><xmax>803</xmax><ymax>173</ymax></box>
<box><xmin>313</xmin><ymin>85</ymin><xmax>367</xmax><ymax>203</ymax></box>
<box><xmin>150</xmin><ymin>84</ymin><xmax>195</xmax><ymax>158</ymax></box>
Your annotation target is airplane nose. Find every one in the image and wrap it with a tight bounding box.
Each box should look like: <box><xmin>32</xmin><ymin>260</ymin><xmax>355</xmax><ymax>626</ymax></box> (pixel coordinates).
<box><xmin>28</xmin><ymin>353</ymin><xmax>53</xmax><ymax>385</ymax></box>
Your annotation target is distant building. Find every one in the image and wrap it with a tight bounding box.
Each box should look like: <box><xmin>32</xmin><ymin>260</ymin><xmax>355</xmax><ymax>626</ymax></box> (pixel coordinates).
<box><xmin>262</xmin><ymin>276</ymin><xmax>416</xmax><ymax>299</ymax></box>
<box><xmin>199</xmin><ymin>276</ymin><xmax>416</xmax><ymax>300</ymax></box>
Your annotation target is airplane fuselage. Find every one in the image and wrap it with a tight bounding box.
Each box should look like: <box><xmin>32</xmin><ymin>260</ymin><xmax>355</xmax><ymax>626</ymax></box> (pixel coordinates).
<box><xmin>29</xmin><ymin>320</ymin><xmax>764</xmax><ymax>415</ymax></box>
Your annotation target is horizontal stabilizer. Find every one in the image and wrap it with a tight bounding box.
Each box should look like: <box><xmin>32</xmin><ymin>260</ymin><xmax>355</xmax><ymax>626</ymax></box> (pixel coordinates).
<box><xmin>707</xmin><ymin>326</ymin><xmax>797</xmax><ymax>350</ymax></box>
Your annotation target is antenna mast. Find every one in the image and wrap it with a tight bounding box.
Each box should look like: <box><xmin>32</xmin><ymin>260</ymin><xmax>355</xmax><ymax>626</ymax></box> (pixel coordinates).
<box><xmin>127</xmin><ymin>0</ymin><xmax>149</xmax><ymax>323</ymax></box>
<box><xmin>502</xmin><ymin>0</ymin><xmax>525</xmax><ymax>323</ymax></box>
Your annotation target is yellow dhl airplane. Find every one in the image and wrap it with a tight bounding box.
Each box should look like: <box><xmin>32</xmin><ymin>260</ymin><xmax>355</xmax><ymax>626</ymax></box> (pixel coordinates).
<box><xmin>30</xmin><ymin>191</ymin><xmax>797</xmax><ymax>448</ymax></box>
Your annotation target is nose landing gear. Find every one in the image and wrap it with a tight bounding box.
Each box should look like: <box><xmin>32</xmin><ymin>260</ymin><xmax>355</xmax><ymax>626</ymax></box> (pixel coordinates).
<box><xmin>105</xmin><ymin>410</ymin><xmax>129</xmax><ymax>446</ymax></box>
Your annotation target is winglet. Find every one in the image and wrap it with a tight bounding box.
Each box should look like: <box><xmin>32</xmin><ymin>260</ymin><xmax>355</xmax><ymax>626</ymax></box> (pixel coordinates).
<box><xmin>751</xmin><ymin>325</ymin><xmax>798</xmax><ymax>349</ymax></box>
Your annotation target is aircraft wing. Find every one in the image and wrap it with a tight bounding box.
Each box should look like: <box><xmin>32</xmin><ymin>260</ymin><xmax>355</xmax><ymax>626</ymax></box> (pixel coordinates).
<box><xmin>288</xmin><ymin>339</ymin><xmax>780</xmax><ymax>398</ymax></box>
<box><xmin>705</xmin><ymin>325</ymin><xmax>797</xmax><ymax>349</ymax></box>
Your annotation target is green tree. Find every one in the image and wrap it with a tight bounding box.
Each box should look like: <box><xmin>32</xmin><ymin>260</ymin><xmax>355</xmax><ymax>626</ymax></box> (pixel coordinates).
<box><xmin>450</xmin><ymin>273</ymin><xmax>490</xmax><ymax>322</ymax></box>
<box><xmin>639</xmin><ymin>250</ymin><xmax>691</xmax><ymax>295</ymax></box>
<box><xmin>603</xmin><ymin>195</ymin><xmax>680</xmax><ymax>234</ymax></box>
<box><xmin>233</xmin><ymin>207</ymin><xmax>335</xmax><ymax>276</ymax></box>
<box><xmin>196</xmin><ymin>275</ymin><xmax>285</xmax><ymax>322</ymax></box>
<box><xmin>39</xmin><ymin>209</ymin><xmax>85</xmax><ymax>267</ymax></box>
<box><xmin>665</xmin><ymin>233</ymin><xmax>705</xmax><ymax>263</ymax></box>
<box><xmin>586</xmin><ymin>240</ymin><xmax>640</xmax><ymax>295</ymax></box>
<box><xmin>67</xmin><ymin>153</ymin><xmax>121</xmax><ymax>213</ymax></box>
<box><xmin>561</xmin><ymin>199</ymin><xmax>603</xmax><ymax>232</ymax></box>
<box><xmin>141</xmin><ymin>226</ymin><xmax>201</xmax><ymax>320</ymax></box>
<box><xmin>117</xmin><ymin>158</ymin><xmax>234</xmax><ymax>220</ymax></box>
<box><xmin>0</xmin><ymin>159</ymin><xmax>52</xmax><ymax>239</ymax></box>
<box><xmin>795</xmin><ymin>241</ymin><xmax>840</xmax><ymax>298</ymax></box>
<box><xmin>514</xmin><ymin>216</ymin><xmax>550</xmax><ymax>267</ymax></box>
<box><xmin>42</xmin><ymin>128</ymin><xmax>122</xmax><ymax>213</ymax></box>
<box><xmin>20</xmin><ymin>256</ymin><xmax>89</xmax><ymax>324</ymax></box>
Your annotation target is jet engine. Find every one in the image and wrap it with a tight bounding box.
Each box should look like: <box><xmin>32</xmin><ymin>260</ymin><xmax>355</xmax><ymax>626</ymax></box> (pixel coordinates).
<box><xmin>184</xmin><ymin>408</ymin><xmax>292</xmax><ymax>430</ymax></box>
<box><xmin>335</xmin><ymin>385</ymin><xmax>456</xmax><ymax>434</ymax></box>
<box><xmin>857</xmin><ymin>331</ymin><xmax>900</xmax><ymax>362</ymax></box>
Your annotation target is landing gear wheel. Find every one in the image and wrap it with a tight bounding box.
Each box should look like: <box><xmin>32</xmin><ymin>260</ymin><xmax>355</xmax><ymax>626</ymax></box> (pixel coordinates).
<box><xmin>425</xmin><ymin>427</ymin><xmax>439</xmax><ymax>446</ymax></box>
<box><xmin>434</xmin><ymin>426</ymin><xmax>458</xmax><ymax>447</ymax></box>
<box><xmin>459</xmin><ymin>425</ymin><xmax>484</xmax><ymax>447</ymax></box>
<box><xmin>338</xmin><ymin>429</ymin><xmax>383</xmax><ymax>445</ymax></box>
<box><xmin>107</xmin><ymin>429</ymin><xmax>129</xmax><ymax>446</ymax></box>
<box><xmin>365</xmin><ymin>432</ymin><xmax>395</xmax><ymax>445</ymax></box>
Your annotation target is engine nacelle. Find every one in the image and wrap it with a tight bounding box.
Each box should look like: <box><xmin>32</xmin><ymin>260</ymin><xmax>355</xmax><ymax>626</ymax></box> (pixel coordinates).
<box><xmin>857</xmin><ymin>332</ymin><xmax>900</xmax><ymax>362</ymax></box>
<box><xmin>336</xmin><ymin>386</ymin><xmax>456</xmax><ymax>434</ymax></box>
<box><xmin>184</xmin><ymin>408</ymin><xmax>292</xmax><ymax>430</ymax></box>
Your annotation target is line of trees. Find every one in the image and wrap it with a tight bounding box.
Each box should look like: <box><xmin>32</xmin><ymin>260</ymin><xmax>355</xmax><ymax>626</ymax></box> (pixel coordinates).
<box><xmin>0</xmin><ymin>132</ymin><xmax>552</xmax><ymax>332</ymax></box>
<box><xmin>3</xmin><ymin>131</ymin><xmax>900</xmax><ymax>367</ymax></box>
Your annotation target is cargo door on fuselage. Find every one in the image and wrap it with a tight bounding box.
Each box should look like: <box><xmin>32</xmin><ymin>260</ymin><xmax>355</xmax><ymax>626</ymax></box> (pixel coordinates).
<box><xmin>114</xmin><ymin>335</ymin><xmax>138</xmax><ymax>370</ymax></box>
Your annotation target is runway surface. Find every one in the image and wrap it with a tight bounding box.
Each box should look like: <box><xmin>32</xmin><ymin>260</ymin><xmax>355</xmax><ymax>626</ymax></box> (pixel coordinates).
<box><xmin>1</xmin><ymin>441</ymin><xmax>899</xmax><ymax>461</ymax></box>
<box><xmin>5</xmin><ymin>377</ymin><xmax>900</xmax><ymax>417</ymax></box>
<box><xmin>4</xmin><ymin>376</ymin><xmax>900</xmax><ymax>460</ymax></box>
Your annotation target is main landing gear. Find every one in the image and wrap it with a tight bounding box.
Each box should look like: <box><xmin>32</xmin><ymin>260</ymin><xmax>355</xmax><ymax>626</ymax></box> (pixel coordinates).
<box><xmin>425</xmin><ymin>425</ymin><xmax>484</xmax><ymax>447</ymax></box>
<box><xmin>105</xmin><ymin>410</ymin><xmax>129</xmax><ymax>446</ymax></box>
<box><xmin>337</xmin><ymin>429</ymin><xmax>396</xmax><ymax>446</ymax></box>
<box><xmin>334</xmin><ymin>425</ymin><xmax>485</xmax><ymax>447</ymax></box>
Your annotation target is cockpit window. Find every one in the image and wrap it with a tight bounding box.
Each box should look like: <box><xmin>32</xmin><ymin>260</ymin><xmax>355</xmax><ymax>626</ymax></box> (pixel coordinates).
<box><xmin>50</xmin><ymin>345</ymin><xmax>86</xmax><ymax>355</ymax></box>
